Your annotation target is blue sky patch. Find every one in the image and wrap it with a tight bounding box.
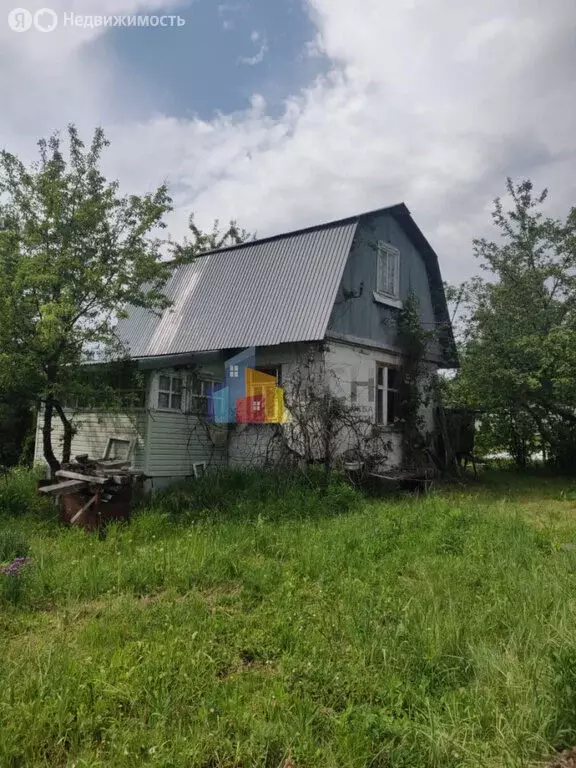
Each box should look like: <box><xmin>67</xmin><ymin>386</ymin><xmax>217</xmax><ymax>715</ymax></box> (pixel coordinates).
<box><xmin>96</xmin><ymin>0</ymin><xmax>327</xmax><ymax>120</ymax></box>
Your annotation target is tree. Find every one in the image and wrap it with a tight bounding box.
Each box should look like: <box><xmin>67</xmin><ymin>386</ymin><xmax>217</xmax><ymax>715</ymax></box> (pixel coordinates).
<box><xmin>173</xmin><ymin>214</ymin><xmax>254</xmax><ymax>262</ymax></box>
<box><xmin>445</xmin><ymin>179</ymin><xmax>576</xmax><ymax>469</ymax></box>
<box><xmin>0</xmin><ymin>126</ymin><xmax>173</xmax><ymax>475</ymax></box>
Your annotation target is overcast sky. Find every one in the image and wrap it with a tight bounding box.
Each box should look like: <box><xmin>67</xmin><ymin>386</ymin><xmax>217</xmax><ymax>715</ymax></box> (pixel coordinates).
<box><xmin>1</xmin><ymin>0</ymin><xmax>575</xmax><ymax>284</ymax></box>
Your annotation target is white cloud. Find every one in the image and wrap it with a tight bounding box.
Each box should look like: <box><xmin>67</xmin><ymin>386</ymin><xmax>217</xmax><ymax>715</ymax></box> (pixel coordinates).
<box><xmin>239</xmin><ymin>41</ymin><xmax>268</xmax><ymax>66</ymax></box>
<box><xmin>2</xmin><ymin>0</ymin><xmax>576</xmax><ymax>284</ymax></box>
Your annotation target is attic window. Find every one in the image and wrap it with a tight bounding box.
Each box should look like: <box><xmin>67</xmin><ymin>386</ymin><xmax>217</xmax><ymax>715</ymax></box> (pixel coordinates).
<box><xmin>377</xmin><ymin>242</ymin><xmax>400</xmax><ymax>299</ymax></box>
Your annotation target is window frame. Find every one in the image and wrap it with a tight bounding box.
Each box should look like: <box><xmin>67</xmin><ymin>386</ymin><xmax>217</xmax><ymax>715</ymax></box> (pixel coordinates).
<box><xmin>375</xmin><ymin>364</ymin><xmax>401</xmax><ymax>426</ymax></box>
<box><xmin>376</xmin><ymin>241</ymin><xmax>400</xmax><ymax>299</ymax></box>
<box><xmin>156</xmin><ymin>372</ymin><xmax>185</xmax><ymax>413</ymax></box>
<box><xmin>190</xmin><ymin>377</ymin><xmax>222</xmax><ymax>415</ymax></box>
<box><xmin>255</xmin><ymin>366</ymin><xmax>282</xmax><ymax>387</ymax></box>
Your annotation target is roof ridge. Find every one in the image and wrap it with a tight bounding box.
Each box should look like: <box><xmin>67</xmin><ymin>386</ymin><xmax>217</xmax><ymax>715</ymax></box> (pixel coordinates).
<box><xmin>190</xmin><ymin>203</ymin><xmax>406</xmax><ymax>259</ymax></box>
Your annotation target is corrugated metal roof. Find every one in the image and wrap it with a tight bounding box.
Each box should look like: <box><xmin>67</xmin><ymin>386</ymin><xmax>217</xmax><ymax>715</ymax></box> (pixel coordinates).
<box><xmin>116</xmin><ymin>220</ymin><xmax>358</xmax><ymax>358</ymax></box>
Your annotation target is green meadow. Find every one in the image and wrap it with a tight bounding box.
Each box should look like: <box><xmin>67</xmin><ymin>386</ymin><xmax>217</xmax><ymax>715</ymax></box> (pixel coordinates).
<box><xmin>1</xmin><ymin>469</ymin><xmax>576</xmax><ymax>767</ymax></box>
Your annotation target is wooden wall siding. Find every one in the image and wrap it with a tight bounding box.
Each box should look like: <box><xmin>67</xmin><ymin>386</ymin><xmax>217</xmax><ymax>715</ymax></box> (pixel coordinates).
<box><xmin>34</xmin><ymin>410</ymin><xmax>147</xmax><ymax>470</ymax></box>
<box><xmin>327</xmin><ymin>211</ymin><xmax>440</xmax><ymax>359</ymax></box>
<box><xmin>145</xmin><ymin>411</ymin><xmax>228</xmax><ymax>477</ymax></box>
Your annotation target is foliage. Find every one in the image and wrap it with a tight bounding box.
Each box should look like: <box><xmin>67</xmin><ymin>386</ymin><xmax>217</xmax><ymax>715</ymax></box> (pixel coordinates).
<box><xmin>445</xmin><ymin>179</ymin><xmax>576</xmax><ymax>469</ymax></box>
<box><xmin>274</xmin><ymin>353</ymin><xmax>392</xmax><ymax>478</ymax></box>
<box><xmin>148</xmin><ymin>468</ymin><xmax>361</xmax><ymax>522</ymax></box>
<box><xmin>173</xmin><ymin>213</ymin><xmax>254</xmax><ymax>262</ymax></box>
<box><xmin>1</xmin><ymin>473</ymin><xmax>576</xmax><ymax>765</ymax></box>
<box><xmin>0</xmin><ymin>467</ymin><xmax>53</xmax><ymax>518</ymax></box>
<box><xmin>0</xmin><ymin>391</ymin><xmax>34</xmax><ymax>468</ymax></box>
<box><xmin>0</xmin><ymin>125</ymin><xmax>173</xmax><ymax>473</ymax></box>
<box><xmin>396</xmin><ymin>292</ymin><xmax>437</xmax><ymax>468</ymax></box>
<box><xmin>0</xmin><ymin>528</ymin><xmax>30</xmax><ymax>562</ymax></box>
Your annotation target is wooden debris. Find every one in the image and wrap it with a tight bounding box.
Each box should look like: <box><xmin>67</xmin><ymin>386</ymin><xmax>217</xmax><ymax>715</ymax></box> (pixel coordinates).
<box><xmin>70</xmin><ymin>493</ymin><xmax>99</xmax><ymax>525</ymax></box>
<box><xmin>38</xmin><ymin>479</ymin><xmax>86</xmax><ymax>496</ymax></box>
<box><xmin>39</xmin><ymin>455</ymin><xmax>147</xmax><ymax>530</ymax></box>
<box><xmin>56</xmin><ymin>469</ymin><xmax>109</xmax><ymax>485</ymax></box>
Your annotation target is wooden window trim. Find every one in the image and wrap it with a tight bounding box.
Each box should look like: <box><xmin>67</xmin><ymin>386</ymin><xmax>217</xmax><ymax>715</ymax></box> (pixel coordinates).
<box><xmin>376</xmin><ymin>241</ymin><xmax>400</xmax><ymax>299</ymax></box>
<box><xmin>375</xmin><ymin>363</ymin><xmax>401</xmax><ymax>426</ymax></box>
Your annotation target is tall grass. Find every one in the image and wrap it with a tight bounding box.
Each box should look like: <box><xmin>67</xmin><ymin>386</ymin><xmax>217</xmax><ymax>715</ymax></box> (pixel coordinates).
<box><xmin>0</xmin><ymin>466</ymin><xmax>53</xmax><ymax>519</ymax></box>
<box><xmin>0</xmin><ymin>469</ymin><xmax>575</xmax><ymax>766</ymax></box>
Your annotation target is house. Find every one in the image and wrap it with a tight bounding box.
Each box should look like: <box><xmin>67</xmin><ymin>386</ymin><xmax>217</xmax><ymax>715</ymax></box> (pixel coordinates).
<box><xmin>34</xmin><ymin>204</ymin><xmax>457</xmax><ymax>489</ymax></box>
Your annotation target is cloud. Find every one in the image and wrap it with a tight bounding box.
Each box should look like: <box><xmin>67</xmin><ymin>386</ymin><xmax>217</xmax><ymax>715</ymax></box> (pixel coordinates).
<box><xmin>2</xmin><ymin>0</ymin><xmax>576</xmax><ymax>285</ymax></box>
<box><xmin>239</xmin><ymin>40</ymin><xmax>268</xmax><ymax>66</ymax></box>
<box><xmin>217</xmin><ymin>1</ymin><xmax>247</xmax><ymax>31</ymax></box>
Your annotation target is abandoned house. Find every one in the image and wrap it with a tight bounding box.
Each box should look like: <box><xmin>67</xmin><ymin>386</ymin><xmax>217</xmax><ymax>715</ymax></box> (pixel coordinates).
<box><xmin>34</xmin><ymin>204</ymin><xmax>458</xmax><ymax>489</ymax></box>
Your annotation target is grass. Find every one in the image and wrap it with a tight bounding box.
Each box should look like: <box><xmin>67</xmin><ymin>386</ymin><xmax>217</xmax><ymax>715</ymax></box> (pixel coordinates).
<box><xmin>1</xmin><ymin>470</ymin><xmax>576</xmax><ymax>767</ymax></box>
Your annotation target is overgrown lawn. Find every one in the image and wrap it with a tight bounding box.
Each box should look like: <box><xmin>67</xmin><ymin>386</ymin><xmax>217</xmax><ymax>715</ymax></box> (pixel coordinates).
<box><xmin>1</xmin><ymin>470</ymin><xmax>576</xmax><ymax>767</ymax></box>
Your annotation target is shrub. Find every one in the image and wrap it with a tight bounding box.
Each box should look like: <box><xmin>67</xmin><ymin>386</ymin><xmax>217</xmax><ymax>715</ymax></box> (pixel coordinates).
<box><xmin>0</xmin><ymin>467</ymin><xmax>53</xmax><ymax>518</ymax></box>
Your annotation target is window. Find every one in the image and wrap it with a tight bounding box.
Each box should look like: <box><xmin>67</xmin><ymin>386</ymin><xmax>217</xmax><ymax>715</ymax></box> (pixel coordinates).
<box><xmin>229</xmin><ymin>364</ymin><xmax>239</xmax><ymax>378</ymax></box>
<box><xmin>157</xmin><ymin>373</ymin><xmax>183</xmax><ymax>411</ymax></box>
<box><xmin>256</xmin><ymin>366</ymin><xmax>282</xmax><ymax>386</ymax></box>
<box><xmin>377</xmin><ymin>242</ymin><xmax>400</xmax><ymax>298</ymax></box>
<box><xmin>190</xmin><ymin>378</ymin><xmax>217</xmax><ymax>415</ymax></box>
<box><xmin>376</xmin><ymin>364</ymin><xmax>401</xmax><ymax>425</ymax></box>
<box><xmin>193</xmin><ymin>462</ymin><xmax>207</xmax><ymax>479</ymax></box>
<box><xmin>103</xmin><ymin>437</ymin><xmax>135</xmax><ymax>461</ymax></box>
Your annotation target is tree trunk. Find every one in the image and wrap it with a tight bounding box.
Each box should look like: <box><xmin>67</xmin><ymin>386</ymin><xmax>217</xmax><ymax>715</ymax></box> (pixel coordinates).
<box><xmin>54</xmin><ymin>400</ymin><xmax>74</xmax><ymax>465</ymax></box>
<box><xmin>42</xmin><ymin>396</ymin><xmax>60</xmax><ymax>477</ymax></box>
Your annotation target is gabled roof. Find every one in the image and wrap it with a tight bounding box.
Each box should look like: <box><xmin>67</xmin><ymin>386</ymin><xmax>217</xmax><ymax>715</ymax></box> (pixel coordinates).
<box><xmin>116</xmin><ymin>218</ymin><xmax>358</xmax><ymax>358</ymax></box>
<box><xmin>115</xmin><ymin>203</ymin><xmax>457</xmax><ymax>365</ymax></box>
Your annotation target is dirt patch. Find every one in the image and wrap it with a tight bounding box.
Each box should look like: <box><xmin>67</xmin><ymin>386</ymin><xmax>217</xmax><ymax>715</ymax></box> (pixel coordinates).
<box><xmin>548</xmin><ymin>747</ymin><xmax>576</xmax><ymax>767</ymax></box>
<box><xmin>217</xmin><ymin>649</ymin><xmax>279</xmax><ymax>680</ymax></box>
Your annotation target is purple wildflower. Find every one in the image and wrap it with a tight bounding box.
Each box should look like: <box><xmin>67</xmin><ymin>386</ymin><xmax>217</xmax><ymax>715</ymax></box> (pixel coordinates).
<box><xmin>0</xmin><ymin>557</ymin><xmax>31</xmax><ymax>576</ymax></box>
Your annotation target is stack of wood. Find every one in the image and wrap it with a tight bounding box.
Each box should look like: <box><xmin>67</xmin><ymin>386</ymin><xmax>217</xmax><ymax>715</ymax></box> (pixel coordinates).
<box><xmin>38</xmin><ymin>455</ymin><xmax>146</xmax><ymax>529</ymax></box>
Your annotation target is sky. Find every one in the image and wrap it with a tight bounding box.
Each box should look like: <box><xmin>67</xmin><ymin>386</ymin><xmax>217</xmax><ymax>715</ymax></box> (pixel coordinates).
<box><xmin>1</xmin><ymin>0</ymin><xmax>575</xmax><ymax>284</ymax></box>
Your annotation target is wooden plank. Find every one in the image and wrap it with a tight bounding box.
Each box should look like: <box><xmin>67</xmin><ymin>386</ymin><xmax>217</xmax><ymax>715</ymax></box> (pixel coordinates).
<box><xmin>38</xmin><ymin>479</ymin><xmax>87</xmax><ymax>496</ymax></box>
<box><xmin>56</xmin><ymin>470</ymin><xmax>109</xmax><ymax>485</ymax></box>
<box><xmin>70</xmin><ymin>493</ymin><xmax>99</xmax><ymax>525</ymax></box>
<box><xmin>98</xmin><ymin>460</ymin><xmax>131</xmax><ymax>469</ymax></box>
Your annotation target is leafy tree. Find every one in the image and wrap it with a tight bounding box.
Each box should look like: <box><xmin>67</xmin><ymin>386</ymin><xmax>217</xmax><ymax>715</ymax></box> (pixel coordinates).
<box><xmin>0</xmin><ymin>125</ymin><xmax>173</xmax><ymax>475</ymax></box>
<box><xmin>445</xmin><ymin>179</ymin><xmax>576</xmax><ymax>469</ymax></box>
<box><xmin>174</xmin><ymin>214</ymin><xmax>254</xmax><ymax>262</ymax></box>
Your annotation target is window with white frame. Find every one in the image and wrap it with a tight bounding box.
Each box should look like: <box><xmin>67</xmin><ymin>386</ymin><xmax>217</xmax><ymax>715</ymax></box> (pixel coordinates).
<box><xmin>157</xmin><ymin>373</ymin><xmax>183</xmax><ymax>411</ymax></box>
<box><xmin>190</xmin><ymin>378</ymin><xmax>219</xmax><ymax>415</ymax></box>
<box><xmin>375</xmin><ymin>364</ymin><xmax>401</xmax><ymax>425</ymax></box>
<box><xmin>377</xmin><ymin>242</ymin><xmax>400</xmax><ymax>298</ymax></box>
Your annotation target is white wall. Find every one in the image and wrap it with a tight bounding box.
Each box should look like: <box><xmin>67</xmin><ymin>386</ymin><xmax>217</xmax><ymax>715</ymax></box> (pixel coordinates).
<box><xmin>324</xmin><ymin>340</ymin><xmax>439</xmax><ymax>468</ymax></box>
<box><xmin>225</xmin><ymin>343</ymin><xmax>323</xmax><ymax>469</ymax></box>
<box><xmin>34</xmin><ymin>409</ymin><xmax>147</xmax><ymax>470</ymax></box>
<box><xmin>325</xmin><ymin>341</ymin><xmax>401</xmax><ymax>467</ymax></box>
<box><xmin>145</xmin><ymin>363</ymin><xmax>228</xmax><ymax>483</ymax></box>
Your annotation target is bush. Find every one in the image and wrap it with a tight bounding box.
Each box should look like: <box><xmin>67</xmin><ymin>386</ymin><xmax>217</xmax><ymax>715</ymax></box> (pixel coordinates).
<box><xmin>0</xmin><ymin>467</ymin><xmax>53</xmax><ymax>518</ymax></box>
<box><xmin>0</xmin><ymin>528</ymin><xmax>30</xmax><ymax>562</ymax></box>
<box><xmin>143</xmin><ymin>469</ymin><xmax>362</xmax><ymax>523</ymax></box>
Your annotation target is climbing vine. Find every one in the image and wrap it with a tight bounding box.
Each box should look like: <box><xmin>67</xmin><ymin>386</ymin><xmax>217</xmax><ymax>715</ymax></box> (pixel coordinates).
<box><xmin>396</xmin><ymin>292</ymin><xmax>435</xmax><ymax>469</ymax></box>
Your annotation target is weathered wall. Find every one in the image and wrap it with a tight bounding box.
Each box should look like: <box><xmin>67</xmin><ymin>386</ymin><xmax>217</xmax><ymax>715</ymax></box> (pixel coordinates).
<box><xmin>326</xmin><ymin>340</ymin><xmax>439</xmax><ymax>463</ymax></box>
<box><xmin>327</xmin><ymin>211</ymin><xmax>440</xmax><ymax>360</ymax></box>
<box><xmin>324</xmin><ymin>340</ymin><xmax>403</xmax><ymax>467</ymax></box>
<box><xmin>34</xmin><ymin>409</ymin><xmax>147</xmax><ymax>470</ymax></box>
<box><xmin>145</xmin><ymin>411</ymin><xmax>228</xmax><ymax>481</ymax></box>
<box><xmin>226</xmin><ymin>343</ymin><xmax>324</xmax><ymax>469</ymax></box>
